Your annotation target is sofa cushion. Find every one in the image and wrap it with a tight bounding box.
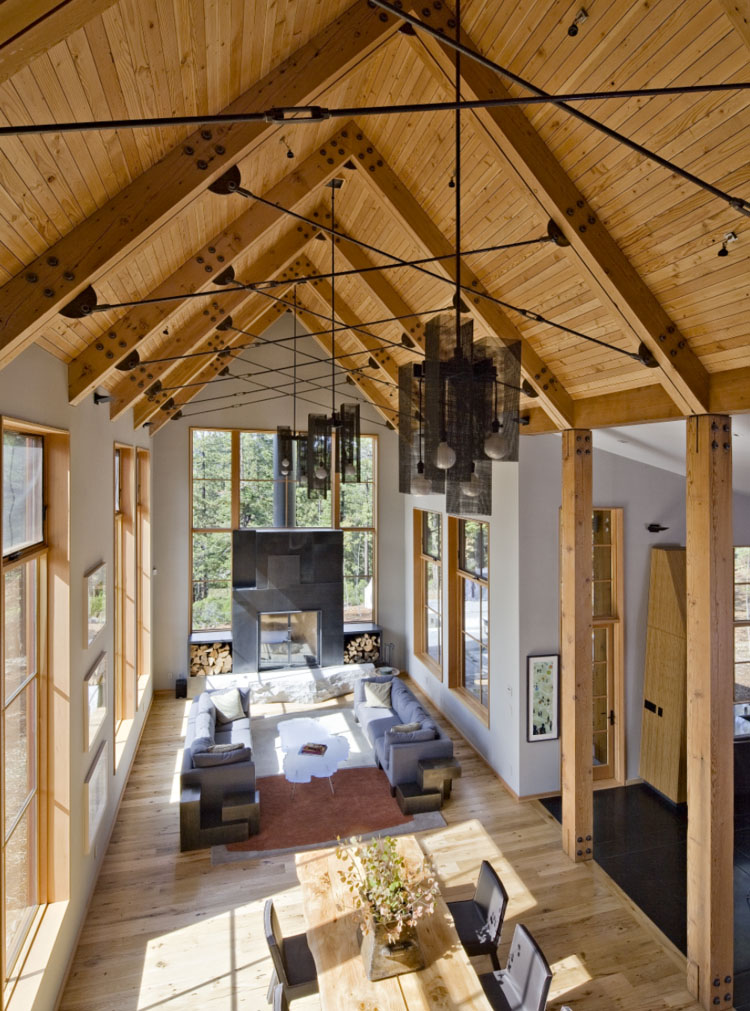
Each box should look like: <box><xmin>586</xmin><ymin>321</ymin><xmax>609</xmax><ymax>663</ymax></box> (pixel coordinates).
<box><xmin>192</xmin><ymin>744</ymin><xmax>252</xmax><ymax>767</ymax></box>
<box><xmin>216</xmin><ymin>721</ymin><xmax>252</xmax><ymax>749</ymax></box>
<box><xmin>189</xmin><ymin>708</ymin><xmax>216</xmax><ymax>761</ymax></box>
<box><xmin>197</xmin><ymin>692</ymin><xmax>219</xmax><ymax>715</ymax></box>
<box><xmin>386</xmin><ymin>726</ymin><xmax>437</xmax><ymax>743</ymax></box>
<box><xmin>211</xmin><ymin>687</ymin><xmax>246</xmax><ymax>724</ymax></box>
<box><xmin>359</xmin><ymin>707</ymin><xmax>402</xmax><ymax>746</ymax></box>
<box><xmin>364</xmin><ymin>680</ymin><xmax>392</xmax><ymax>708</ymax></box>
<box><xmin>390</xmin><ymin>680</ymin><xmax>428</xmax><ymax>722</ymax></box>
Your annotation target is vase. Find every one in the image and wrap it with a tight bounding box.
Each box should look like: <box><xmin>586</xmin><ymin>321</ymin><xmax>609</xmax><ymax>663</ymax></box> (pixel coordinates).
<box><xmin>360</xmin><ymin>918</ymin><xmax>425</xmax><ymax>981</ymax></box>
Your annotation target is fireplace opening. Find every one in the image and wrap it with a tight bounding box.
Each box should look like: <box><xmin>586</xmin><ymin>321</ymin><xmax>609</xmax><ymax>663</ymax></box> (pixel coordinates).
<box><xmin>258</xmin><ymin>610</ymin><xmax>321</xmax><ymax>670</ymax></box>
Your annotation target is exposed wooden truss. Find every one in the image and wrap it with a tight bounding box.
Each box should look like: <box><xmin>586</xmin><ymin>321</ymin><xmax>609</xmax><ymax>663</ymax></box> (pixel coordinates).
<box><xmin>413</xmin><ymin>16</ymin><xmax>712</xmax><ymax>415</ymax></box>
<box><xmin>0</xmin><ymin>3</ymin><xmax>398</xmax><ymax>367</ymax></box>
<box><xmin>0</xmin><ymin>0</ymin><xmax>748</xmax><ymax>434</ymax></box>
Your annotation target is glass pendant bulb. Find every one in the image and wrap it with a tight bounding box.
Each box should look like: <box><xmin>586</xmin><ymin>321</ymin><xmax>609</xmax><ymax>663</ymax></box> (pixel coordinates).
<box><xmin>435</xmin><ymin>439</ymin><xmax>456</xmax><ymax>470</ymax></box>
<box><xmin>460</xmin><ymin>461</ymin><xmax>481</xmax><ymax>498</ymax></box>
<box><xmin>411</xmin><ymin>461</ymin><xmax>432</xmax><ymax>496</ymax></box>
<box><xmin>280</xmin><ymin>456</ymin><xmax>291</xmax><ymax>475</ymax></box>
<box><xmin>314</xmin><ymin>464</ymin><xmax>328</xmax><ymax>481</ymax></box>
<box><xmin>460</xmin><ymin>473</ymin><xmax>481</xmax><ymax>498</ymax></box>
<box><xmin>484</xmin><ymin>419</ymin><xmax>508</xmax><ymax>460</ymax></box>
<box><xmin>343</xmin><ymin>459</ymin><xmax>356</xmax><ymax>480</ymax></box>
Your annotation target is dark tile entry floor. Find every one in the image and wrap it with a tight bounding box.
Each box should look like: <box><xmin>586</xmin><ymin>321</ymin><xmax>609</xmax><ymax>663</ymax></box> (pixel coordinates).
<box><xmin>541</xmin><ymin>785</ymin><xmax>750</xmax><ymax>1010</ymax></box>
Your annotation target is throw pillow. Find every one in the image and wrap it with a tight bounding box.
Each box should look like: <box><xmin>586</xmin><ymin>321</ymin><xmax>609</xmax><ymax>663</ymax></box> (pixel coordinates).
<box><xmin>392</xmin><ymin>722</ymin><xmax>421</xmax><ymax>733</ymax></box>
<box><xmin>193</xmin><ymin>745</ymin><xmax>251</xmax><ymax>768</ymax></box>
<box><xmin>364</xmin><ymin>680</ymin><xmax>392</xmax><ymax>708</ymax></box>
<box><xmin>387</xmin><ymin>727</ymin><xmax>437</xmax><ymax>743</ymax></box>
<box><xmin>211</xmin><ymin>688</ymin><xmax>245</xmax><ymax>724</ymax></box>
<box><xmin>209</xmin><ymin>742</ymin><xmax>243</xmax><ymax>753</ymax></box>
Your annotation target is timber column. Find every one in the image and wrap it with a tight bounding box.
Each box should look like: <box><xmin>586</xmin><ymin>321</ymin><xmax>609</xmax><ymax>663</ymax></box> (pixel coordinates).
<box><xmin>686</xmin><ymin>415</ymin><xmax>734</xmax><ymax>1009</ymax></box>
<box><xmin>560</xmin><ymin>429</ymin><xmax>594</xmax><ymax>861</ymax></box>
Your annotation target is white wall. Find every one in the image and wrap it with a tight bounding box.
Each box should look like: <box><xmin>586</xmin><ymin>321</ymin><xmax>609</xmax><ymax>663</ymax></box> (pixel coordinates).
<box><xmin>517</xmin><ymin>432</ymin><xmax>750</xmax><ymax>795</ymax></box>
<box><xmin>403</xmin><ymin>465</ymin><xmax>522</xmax><ymax>793</ymax></box>
<box><xmin>401</xmin><ymin>426</ymin><xmax>750</xmax><ymax>799</ymax></box>
<box><xmin>150</xmin><ymin>313</ymin><xmax>407</xmax><ymax>689</ymax></box>
<box><xmin>0</xmin><ymin>344</ymin><xmax>152</xmax><ymax>1011</ymax></box>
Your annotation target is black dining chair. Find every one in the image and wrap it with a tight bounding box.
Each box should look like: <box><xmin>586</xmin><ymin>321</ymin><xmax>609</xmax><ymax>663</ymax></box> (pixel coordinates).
<box><xmin>264</xmin><ymin>898</ymin><xmax>319</xmax><ymax>1004</ymax></box>
<box><xmin>478</xmin><ymin>923</ymin><xmax>552</xmax><ymax>1011</ymax></box>
<box><xmin>272</xmin><ymin>983</ymin><xmax>289</xmax><ymax>1011</ymax></box>
<box><xmin>447</xmin><ymin>859</ymin><xmax>509</xmax><ymax>970</ymax></box>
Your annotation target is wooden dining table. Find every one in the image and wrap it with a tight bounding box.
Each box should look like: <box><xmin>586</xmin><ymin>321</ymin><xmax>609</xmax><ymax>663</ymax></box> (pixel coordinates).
<box><xmin>295</xmin><ymin>835</ymin><xmax>495</xmax><ymax>1010</ymax></box>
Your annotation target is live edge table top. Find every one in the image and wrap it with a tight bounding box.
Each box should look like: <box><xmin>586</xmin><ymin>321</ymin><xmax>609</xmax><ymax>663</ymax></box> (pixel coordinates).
<box><xmin>295</xmin><ymin>835</ymin><xmax>493</xmax><ymax>1011</ymax></box>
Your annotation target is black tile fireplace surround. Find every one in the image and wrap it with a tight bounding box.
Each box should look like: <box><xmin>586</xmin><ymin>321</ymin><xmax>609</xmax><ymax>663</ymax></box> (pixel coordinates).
<box><xmin>231</xmin><ymin>529</ymin><xmax>344</xmax><ymax>674</ymax></box>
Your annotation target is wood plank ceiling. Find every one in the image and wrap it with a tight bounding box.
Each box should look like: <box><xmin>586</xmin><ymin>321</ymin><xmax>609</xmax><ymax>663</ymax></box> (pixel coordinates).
<box><xmin>0</xmin><ymin>0</ymin><xmax>749</xmax><ymax>434</ymax></box>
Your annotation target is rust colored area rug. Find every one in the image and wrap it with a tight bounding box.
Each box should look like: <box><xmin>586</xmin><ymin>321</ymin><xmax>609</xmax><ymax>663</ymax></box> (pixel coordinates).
<box><xmin>213</xmin><ymin>768</ymin><xmax>444</xmax><ymax>864</ymax></box>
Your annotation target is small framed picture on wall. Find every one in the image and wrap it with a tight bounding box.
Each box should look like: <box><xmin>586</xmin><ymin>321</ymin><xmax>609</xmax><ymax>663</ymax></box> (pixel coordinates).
<box><xmin>527</xmin><ymin>654</ymin><xmax>559</xmax><ymax>742</ymax></box>
<box><xmin>84</xmin><ymin>652</ymin><xmax>107</xmax><ymax>751</ymax></box>
<box><xmin>84</xmin><ymin>740</ymin><xmax>108</xmax><ymax>853</ymax></box>
<box><xmin>84</xmin><ymin>561</ymin><xmax>107</xmax><ymax>647</ymax></box>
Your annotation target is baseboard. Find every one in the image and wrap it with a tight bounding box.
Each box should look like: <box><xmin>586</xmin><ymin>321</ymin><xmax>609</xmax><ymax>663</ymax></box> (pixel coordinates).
<box><xmin>401</xmin><ymin>674</ymin><xmax>519</xmax><ymax>802</ymax></box>
<box><xmin>53</xmin><ymin>688</ymin><xmax>154</xmax><ymax>1011</ymax></box>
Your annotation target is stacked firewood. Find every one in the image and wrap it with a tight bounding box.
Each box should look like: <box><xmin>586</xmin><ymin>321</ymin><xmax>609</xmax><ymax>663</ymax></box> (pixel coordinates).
<box><xmin>189</xmin><ymin>643</ymin><xmax>232</xmax><ymax>677</ymax></box>
<box><xmin>343</xmin><ymin>633</ymin><xmax>380</xmax><ymax>665</ymax></box>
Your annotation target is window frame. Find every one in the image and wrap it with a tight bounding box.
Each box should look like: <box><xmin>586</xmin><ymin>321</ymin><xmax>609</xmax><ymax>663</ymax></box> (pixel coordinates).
<box><xmin>591</xmin><ymin>507</ymin><xmax>625</xmax><ymax>784</ymax></box>
<box><xmin>734</xmin><ymin>545</ymin><xmax>750</xmax><ymax>702</ymax></box>
<box><xmin>413</xmin><ymin>509</ymin><xmax>443</xmax><ymax>678</ymax></box>
<box><xmin>136</xmin><ymin>449</ymin><xmax>151</xmax><ymax>708</ymax></box>
<box><xmin>2</xmin><ymin>424</ymin><xmax>46</xmax><ymax>986</ymax></box>
<box><xmin>113</xmin><ymin>444</ymin><xmax>136</xmax><ymax>769</ymax></box>
<box><xmin>189</xmin><ymin>427</ymin><xmax>378</xmax><ymax>632</ymax></box>
<box><xmin>1</xmin><ymin>416</ymin><xmax>70</xmax><ymax>1009</ymax></box>
<box><xmin>448</xmin><ymin>516</ymin><xmax>490</xmax><ymax>722</ymax></box>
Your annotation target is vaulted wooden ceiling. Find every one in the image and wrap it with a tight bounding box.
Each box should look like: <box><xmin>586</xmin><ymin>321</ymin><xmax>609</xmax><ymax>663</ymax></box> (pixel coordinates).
<box><xmin>1</xmin><ymin>0</ymin><xmax>749</xmax><ymax>436</ymax></box>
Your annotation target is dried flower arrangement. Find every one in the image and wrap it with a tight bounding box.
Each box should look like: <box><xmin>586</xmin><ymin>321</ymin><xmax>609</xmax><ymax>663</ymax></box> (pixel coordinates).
<box><xmin>335</xmin><ymin>835</ymin><xmax>439</xmax><ymax>943</ymax></box>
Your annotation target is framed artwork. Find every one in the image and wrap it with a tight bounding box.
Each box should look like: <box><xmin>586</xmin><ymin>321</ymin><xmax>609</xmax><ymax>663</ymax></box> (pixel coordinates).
<box><xmin>84</xmin><ymin>653</ymin><xmax>107</xmax><ymax>751</ymax></box>
<box><xmin>527</xmin><ymin>654</ymin><xmax>559</xmax><ymax>742</ymax></box>
<box><xmin>84</xmin><ymin>740</ymin><xmax>108</xmax><ymax>853</ymax></box>
<box><xmin>85</xmin><ymin>562</ymin><xmax>107</xmax><ymax>647</ymax></box>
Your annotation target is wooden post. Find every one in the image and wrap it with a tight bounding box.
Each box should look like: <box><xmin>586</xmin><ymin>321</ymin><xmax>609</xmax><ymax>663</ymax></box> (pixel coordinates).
<box><xmin>561</xmin><ymin>429</ymin><xmax>594</xmax><ymax>861</ymax></box>
<box><xmin>685</xmin><ymin>414</ymin><xmax>734</xmax><ymax>1009</ymax></box>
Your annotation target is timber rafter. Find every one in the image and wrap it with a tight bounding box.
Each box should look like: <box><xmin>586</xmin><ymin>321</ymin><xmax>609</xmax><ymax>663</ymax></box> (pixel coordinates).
<box><xmin>0</xmin><ymin>3</ymin><xmax>399</xmax><ymax>367</ymax></box>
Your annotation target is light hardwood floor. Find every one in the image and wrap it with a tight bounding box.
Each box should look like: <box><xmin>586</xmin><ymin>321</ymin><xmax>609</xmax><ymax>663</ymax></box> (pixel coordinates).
<box><xmin>59</xmin><ymin>681</ymin><xmax>702</xmax><ymax>1011</ymax></box>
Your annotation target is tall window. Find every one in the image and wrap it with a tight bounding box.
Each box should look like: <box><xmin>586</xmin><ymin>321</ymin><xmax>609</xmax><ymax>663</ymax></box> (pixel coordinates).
<box><xmin>735</xmin><ymin>547</ymin><xmax>750</xmax><ymax>701</ymax></box>
<box><xmin>114</xmin><ymin>445</ymin><xmax>136</xmax><ymax>752</ymax></box>
<box><xmin>2</xmin><ymin>429</ymin><xmax>44</xmax><ymax>982</ymax></box>
<box><xmin>190</xmin><ymin>429</ymin><xmax>376</xmax><ymax>630</ymax></box>
<box><xmin>136</xmin><ymin>449</ymin><xmax>151</xmax><ymax>707</ymax></box>
<box><xmin>338</xmin><ymin>437</ymin><xmax>375</xmax><ymax>621</ymax></box>
<box><xmin>591</xmin><ymin>508</ymin><xmax>624</xmax><ymax>781</ymax></box>
<box><xmin>191</xmin><ymin>430</ymin><xmax>233</xmax><ymax>630</ymax></box>
<box><xmin>449</xmin><ymin>518</ymin><xmax>489</xmax><ymax>712</ymax></box>
<box><xmin>413</xmin><ymin>510</ymin><xmax>443</xmax><ymax>675</ymax></box>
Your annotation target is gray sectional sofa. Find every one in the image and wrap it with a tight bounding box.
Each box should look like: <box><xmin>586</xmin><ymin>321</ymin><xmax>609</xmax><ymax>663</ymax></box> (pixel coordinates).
<box><xmin>354</xmin><ymin>675</ymin><xmax>454</xmax><ymax>789</ymax></box>
<box><xmin>180</xmin><ymin>687</ymin><xmax>259</xmax><ymax>851</ymax></box>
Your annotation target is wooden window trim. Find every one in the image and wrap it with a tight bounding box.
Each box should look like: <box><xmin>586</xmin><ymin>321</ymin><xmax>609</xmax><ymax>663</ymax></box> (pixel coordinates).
<box><xmin>136</xmin><ymin>450</ymin><xmax>151</xmax><ymax>708</ymax></box>
<box><xmin>189</xmin><ymin>427</ymin><xmax>378</xmax><ymax>631</ymax></box>
<box><xmin>566</xmin><ymin>506</ymin><xmax>625</xmax><ymax>785</ymax></box>
<box><xmin>1</xmin><ymin>418</ymin><xmax>70</xmax><ymax>1009</ymax></box>
<box><xmin>413</xmin><ymin>510</ymin><xmax>443</xmax><ymax>679</ymax></box>
<box><xmin>113</xmin><ymin>444</ymin><xmax>136</xmax><ymax>767</ymax></box>
<box><xmin>734</xmin><ymin>545</ymin><xmax>750</xmax><ymax>702</ymax></box>
<box><xmin>447</xmin><ymin>517</ymin><xmax>490</xmax><ymax>723</ymax></box>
